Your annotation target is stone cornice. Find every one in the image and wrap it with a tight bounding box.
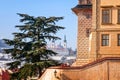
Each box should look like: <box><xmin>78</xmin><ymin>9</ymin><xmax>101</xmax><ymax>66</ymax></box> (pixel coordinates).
<box><xmin>72</xmin><ymin>5</ymin><xmax>92</xmax><ymax>15</ymax></box>
<box><xmin>91</xmin><ymin>28</ymin><xmax>120</xmax><ymax>32</ymax></box>
<box><xmin>101</xmin><ymin>5</ymin><xmax>114</xmax><ymax>8</ymax></box>
<box><xmin>96</xmin><ymin>28</ymin><xmax>120</xmax><ymax>32</ymax></box>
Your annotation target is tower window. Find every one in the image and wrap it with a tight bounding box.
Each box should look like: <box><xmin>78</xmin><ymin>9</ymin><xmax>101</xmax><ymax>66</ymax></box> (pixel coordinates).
<box><xmin>102</xmin><ymin>9</ymin><xmax>111</xmax><ymax>24</ymax></box>
<box><xmin>102</xmin><ymin>34</ymin><xmax>109</xmax><ymax>46</ymax></box>
<box><xmin>87</xmin><ymin>0</ymin><xmax>91</xmax><ymax>4</ymax></box>
<box><xmin>118</xmin><ymin>9</ymin><xmax>120</xmax><ymax>24</ymax></box>
<box><xmin>117</xmin><ymin>34</ymin><xmax>120</xmax><ymax>46</ymax></box>
<box><xmin>79</xmin><ymin>0</ymin><xmax>91</xmax><ymax>5</ymax></box>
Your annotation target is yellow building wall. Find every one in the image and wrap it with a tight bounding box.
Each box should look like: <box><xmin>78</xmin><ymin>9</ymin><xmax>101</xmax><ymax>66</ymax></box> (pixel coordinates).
<box><xmin>95</xmin><ymin>0</ymin><xmax>120</xmax><ymax>58</ymax></box>
<box><xmin>100</xmin><ymin>0</ymin><xmax>120</xmax><ymax>28</ymax></box>
<box><xmin>98</xmin><ymin>32</ymin><xmax>120</xmax><ymax>57</ymax></box>
<box><xmin>73</xmin><ymin>0</ymin><xmax>120</xmax><ymax>65</ymax></box>
<box><xmin>101</xmin><ymin>0</ymin><xmax>120</xmax><ymax>6</ymax></box>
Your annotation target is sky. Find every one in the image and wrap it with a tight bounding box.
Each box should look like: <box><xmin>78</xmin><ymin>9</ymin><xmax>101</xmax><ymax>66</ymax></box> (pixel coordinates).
<box><xmin>0</xmin><ymin>0</ymin><xmax>78</xmax><ymax>50</ymax></box>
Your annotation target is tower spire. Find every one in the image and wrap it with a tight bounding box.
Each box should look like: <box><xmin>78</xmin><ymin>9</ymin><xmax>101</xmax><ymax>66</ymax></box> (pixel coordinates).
<box><xmin>51</xmin><ymin>39</ymin><xmax>55</xmax><ymax>48</ymax></box>
<box><xmin>64</xmin><ymin>35</ymin><xmax>67</xmax><ymax>43</ymax></box>
<box><xmin>63</xmin><ymin>35</ymin><xmax>67</xmax><ymax>48</ymax></box>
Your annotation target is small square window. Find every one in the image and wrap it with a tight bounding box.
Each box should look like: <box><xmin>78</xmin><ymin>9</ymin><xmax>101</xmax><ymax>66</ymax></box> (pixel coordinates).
<box><xmin>117</xmin><ymin>34</ymin><xmax>120</xmax><ymax>46</ymax></box>
<box><xmin>102</xmin><ymin>34</ymin><xmax>109</xmax><ymax>46</ymax></box>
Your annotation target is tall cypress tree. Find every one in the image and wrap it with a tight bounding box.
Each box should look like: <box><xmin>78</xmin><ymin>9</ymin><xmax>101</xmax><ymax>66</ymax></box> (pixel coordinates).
<box><xmin>3</xmin><ymin>13</ymin><xmax>64</xmax><ymax>79</ymax></box>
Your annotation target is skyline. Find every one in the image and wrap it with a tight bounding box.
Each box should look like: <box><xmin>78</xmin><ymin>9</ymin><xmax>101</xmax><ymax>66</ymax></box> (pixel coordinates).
<box><xmin>0</xmin><ymin>0</ymin><xmax>78</xmax><ymax>50</ymax></box>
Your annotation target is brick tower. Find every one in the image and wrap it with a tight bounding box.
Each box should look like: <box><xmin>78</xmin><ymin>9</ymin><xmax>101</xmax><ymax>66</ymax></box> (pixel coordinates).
<box><xmin>72</xmin><ymin>0</ymin><xmax>92</xmax><ymax>66</ymax></box>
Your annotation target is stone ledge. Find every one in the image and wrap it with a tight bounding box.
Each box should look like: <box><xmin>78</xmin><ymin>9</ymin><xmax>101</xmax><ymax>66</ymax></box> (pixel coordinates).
<box><xmin>49</xmin><ymin>57</ymin><xmax>120</xmax><ymax>69</ymax></box>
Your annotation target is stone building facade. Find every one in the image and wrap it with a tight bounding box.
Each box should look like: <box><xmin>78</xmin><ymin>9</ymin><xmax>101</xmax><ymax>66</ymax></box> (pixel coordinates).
<box><xmin>72</xmin><ymin>0</ymin><xmax>120</xmax><ymax>66</ymax></box>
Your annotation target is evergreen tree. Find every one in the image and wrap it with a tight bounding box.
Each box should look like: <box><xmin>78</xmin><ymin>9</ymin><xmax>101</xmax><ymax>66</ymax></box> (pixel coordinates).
<box><xmin>3</xmin><ymin>13</ymin><xmax>64</xmax><ymax>79</ymax></box>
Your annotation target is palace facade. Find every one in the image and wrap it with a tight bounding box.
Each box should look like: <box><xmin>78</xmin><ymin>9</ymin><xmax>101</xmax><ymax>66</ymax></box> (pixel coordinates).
<box><xmin>72</xmin><ymin>0</ymin><xmax>120</xmax><ymax>66</ymax></box>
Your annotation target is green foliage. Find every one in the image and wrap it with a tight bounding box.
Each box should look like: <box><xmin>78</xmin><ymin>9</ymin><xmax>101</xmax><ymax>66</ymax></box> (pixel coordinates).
<box><xmin>3</xmin><ymin>13</ymin><xmax>64</xmax><ymax>79</ymax></box>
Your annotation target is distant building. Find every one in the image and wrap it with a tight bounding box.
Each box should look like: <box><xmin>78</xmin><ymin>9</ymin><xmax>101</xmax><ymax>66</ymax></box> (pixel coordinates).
<box><xmin>0</xmin><ymin>40</ymin><xmax>12</xmax><ymax>68</ymax></box>
<box><xmin>47</xmin><ymin>35</ymin><xmax>76</xmax><ymax>56</ymax></box>
<box><xmin>0</xmin><ymin>40</ymin><xmax>9</xmax><ymax>53</ymax></box>
<box><xmin>47</xmin><ymin>36</ymin><xmax>76</xmax><ymax>63</ymax></box>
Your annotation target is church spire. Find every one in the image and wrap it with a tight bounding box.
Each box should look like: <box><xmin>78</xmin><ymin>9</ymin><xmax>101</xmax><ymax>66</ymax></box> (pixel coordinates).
<box><xmin>63</xmin><ymin>35</ymin><xmax>67</xmax><ymax>48</ymax></box>
<box><xmin>64</xmin><ymin>35</ymin><xmax>67</xmax><ymax>43</ymax></box>
<box><xmin>51</xmin><ymin>39</ymin><xmax>55</xmax><ymax>48</ymax></box>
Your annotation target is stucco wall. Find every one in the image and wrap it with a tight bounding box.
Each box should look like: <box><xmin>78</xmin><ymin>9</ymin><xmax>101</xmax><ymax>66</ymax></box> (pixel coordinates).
<box><xmin>100</xmin><ymin>0</ymin><xmax>120</xmax><ymax>28</ymax></box>
<box><xmin>101</xmin><ymin>0</ymin><xmax>120</xmax><ymax>6</ymax></box>
<box><xmin>89</xmin><ymin>0</ymin><xmax>120</xmax><ymax>59</ymax></box>
<box><xmin>98</xmin><ymin>32</ymin><xmax>120</xmax><ymax>57</ymax></box>
<box><xmin>39</xmin><ymin>58</ymin><xmax>120</xmax><ymax>80</ymax></box>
